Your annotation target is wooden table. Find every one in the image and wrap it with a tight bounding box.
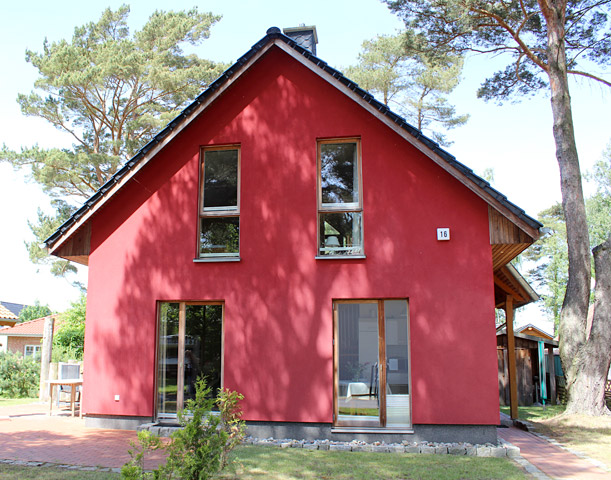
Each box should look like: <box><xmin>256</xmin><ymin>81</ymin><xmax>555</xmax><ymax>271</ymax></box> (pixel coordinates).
<box><xmin>47</xmin><ymin>379</ymin><xmax>83</xmax><ymax>418</ymax></box>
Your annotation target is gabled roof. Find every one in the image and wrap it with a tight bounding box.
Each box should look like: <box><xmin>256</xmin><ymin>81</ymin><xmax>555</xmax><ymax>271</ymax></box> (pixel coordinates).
<box><xmin>515</xmin><ymin>323</ymin><xmax>553</xmax><ymax>340</ymax></box>
<box><xmin>496</xmin><ymin>322</ymin><xmax>558</xmax><ymax>347</ymax></box>
<box><xmin>0</xmin><ymin>314</ymin><xmax>61</xmax><ymax>337</ymax></box>
<box><xmin>45</xmin><ymin>26</ymin><xmax>542</xmax><ymax>259</ymax></box>
<box><xmin>0</xmin><ymin>301</ymin><xmax>28</xmax><ymax>317</ymax></box>
<box><xmin>0</xmin><ymin>304</ymin><xmax>19</xmax><ymax>327</ymax></box>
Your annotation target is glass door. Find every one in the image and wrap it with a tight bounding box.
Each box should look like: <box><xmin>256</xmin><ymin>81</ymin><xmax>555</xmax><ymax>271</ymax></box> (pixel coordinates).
<box><xmin>157</xmin><ymin>302</ymin><xmax>223</xmax><ymax>420</ymax></box>
<box><xmin>333</xmin><ymin>299</ymin><xmax>410</xmax><ymax>428</ymax></box>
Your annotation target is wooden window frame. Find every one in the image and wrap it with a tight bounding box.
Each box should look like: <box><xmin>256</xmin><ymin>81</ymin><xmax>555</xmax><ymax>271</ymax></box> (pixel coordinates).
<box><xmin>197</xmin><ymin>145</ymin><xmax>241</xmax><ymax>260</ymax></box>
<box><xmin>332</xmin><ymin>298</ymin><xmax>412</xmax><ymax>431</ymax></box>
<box><xmin>316</xmin><ymin>138</ymin><xmax>364</xmax><ymax>258</ymax></box>
<box><xmin>154</xmin><ymin>301</ymin><xmax>225</xmax><ymax>421</ymax></box>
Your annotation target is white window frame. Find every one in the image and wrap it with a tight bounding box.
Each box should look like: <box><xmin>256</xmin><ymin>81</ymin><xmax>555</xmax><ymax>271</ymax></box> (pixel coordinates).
<box><xmin>24</xmin><ymin>344</ymin><xmax>42</xmax><ymax>358</ymax></box>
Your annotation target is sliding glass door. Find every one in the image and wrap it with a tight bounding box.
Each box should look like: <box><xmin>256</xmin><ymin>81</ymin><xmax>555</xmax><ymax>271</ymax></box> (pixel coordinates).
<box><xmin>157</xmin><ymin>302</ymin><xmax>223</xmax><ymax>420</ymax></box>
<box><xmin>333</xmin><ymin>299</ymin><xmax>410</xmax><ymax>428</ymax></box>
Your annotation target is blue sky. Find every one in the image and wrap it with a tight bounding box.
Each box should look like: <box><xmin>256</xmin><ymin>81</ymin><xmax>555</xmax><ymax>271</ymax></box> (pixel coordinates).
<box><xmin>0</xmin><ymin>0</ymin><xmax>609</xmax><ymax>328</ymax></box>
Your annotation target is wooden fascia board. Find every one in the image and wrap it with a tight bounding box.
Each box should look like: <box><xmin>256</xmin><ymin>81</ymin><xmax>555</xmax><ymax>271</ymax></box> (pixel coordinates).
<box><xmin>274</xmin><ymin>41</ymin><xmax>541</xmax><ymax>240</ymax></box>
<box><xmin>48</xmin><ymin>42</ymin><xmax>276</xmax><ymax>256</ymax></box>
<box><xmin>500</xmin><ymin>266</ymin><xmax>532</xmax><ymax>302</ymax></box>
<box><xmin>494</xmin><ymin>274</ymin><xmax>526</xmax><ymax>302</ymax></box>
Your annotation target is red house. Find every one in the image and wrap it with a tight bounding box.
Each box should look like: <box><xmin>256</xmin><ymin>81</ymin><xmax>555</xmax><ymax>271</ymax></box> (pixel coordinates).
<box><xmin>45</xmin><ymin>27</ymin><xmax>542</xmax><ymax>443</ymax></box>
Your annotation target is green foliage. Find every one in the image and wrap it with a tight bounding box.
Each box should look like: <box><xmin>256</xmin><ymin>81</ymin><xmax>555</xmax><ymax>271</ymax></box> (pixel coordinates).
<box><xmin>121</xmin><ymin>378</ymin><xmax>245</xmax><ymax>480</ymax></box>
<box><xmin>526</xmin><ymin>145</ymin><xmax>611</xmax><ymax>332</ymax></box>
<box><xmin>25</xmin><ymin>200</ymin><xmax>78</xmax><ymax>277</ymax></box>
<box><xmin>120</xmin><ymin>430</ymin><xmax>163</xmax><ymax>480</ymax></box>
<box><xmin>18</xmin><ymin>301</ymin><xmax>52</xmax><ymax>322</ymax></box>
<box><xmin>525</xmin><ymin>204</ymin><xmax>568</xmax><ymax>332</ymax></box>
<box><xmin>0</xmin><ymin>5</ymin><xmax>226</xmax><ymax>277</ymax></box>
<box><xmin>52</xmin><ymin>294</ymin><xmax>86</xmax><ymax>361</ymax></box>
<box><xmin>0</xmin><ymin>351</ymin><xmax>40</xmax><ymax>398</ymax></box>
<box><xmin>384</xmin><ymin>0</ymin><xmax>611</xmax><ymax>102</ymax></box>
<box><xmin>585</xmin><ymin>147</ymin><xmax>611</xmax><ymax>245</ymax></box>
<box><xmin>345</xmin><ymin>33</ymin><xmax>468</xmax><ymax>146</ymax></box>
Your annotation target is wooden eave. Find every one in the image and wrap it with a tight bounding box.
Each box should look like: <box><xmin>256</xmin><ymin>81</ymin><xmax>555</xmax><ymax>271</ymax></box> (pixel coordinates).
<box><xmin>52</xmin><ymin>222</ymin><xmax>91</xmax><ymax>266</ymax></box>
<box><xmin>494</xmin><ymin>264</ymin><xmax>539</xmax><ymax>309</ymax></box>
<box><xmin>46</xmin><ymin>29</ymin><xmax>542</xmax><ymax>263</ymax></box>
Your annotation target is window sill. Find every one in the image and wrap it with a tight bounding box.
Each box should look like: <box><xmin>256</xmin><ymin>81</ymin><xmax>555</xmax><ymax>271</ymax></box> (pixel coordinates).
<box><xmin>331</xmin><ymin>427</ymin><xmax>414</xmax><ymax>434</ymax></box>
<box><xmin>315</xmin><ymin>255</ymin><xmax>366</xmax><ymax>260</ymax></box>
<box><xmin>193</xmin><ymin>257</ymin><xmax>241</xmax><ymax>263</ymax></box>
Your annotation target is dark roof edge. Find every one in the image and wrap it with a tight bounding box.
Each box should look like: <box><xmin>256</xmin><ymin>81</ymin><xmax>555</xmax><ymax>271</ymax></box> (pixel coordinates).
<box><xmin>45</xmin><ymin>26</ymin><xmax>542</xmax><ymax>249</ymax></box>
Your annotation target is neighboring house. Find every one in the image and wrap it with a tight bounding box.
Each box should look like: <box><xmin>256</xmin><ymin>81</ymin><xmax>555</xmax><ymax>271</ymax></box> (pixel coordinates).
<box><xmin>44</xmin><ymin>27</ymin><xmax>542</xmax><ymax>443</ymax></box>
<box><xmin>0</xmin><ymin>303</ymin><xmax>19</xmax><ymax>328</ymax></box>
<box><xmin>0</xmin><ymin>315</ymin><xmax>60</xmax><ymax>357</ymax></box>
<box><xmin>515</xmin><ymin>324</ymin><xmax>554</xmax><ymax>340</ymax></box>
<box><xmin>0</xmin><ymin>301</ymin><xmax>29</xmax><ymax>320</ymax></box>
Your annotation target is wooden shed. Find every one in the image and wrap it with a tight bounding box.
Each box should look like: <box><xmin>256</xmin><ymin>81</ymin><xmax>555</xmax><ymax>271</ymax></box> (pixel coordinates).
<box><xmin>497</xmin><ymin>323</ymin><xmax>558</xmax><ymax>406</ymax></box>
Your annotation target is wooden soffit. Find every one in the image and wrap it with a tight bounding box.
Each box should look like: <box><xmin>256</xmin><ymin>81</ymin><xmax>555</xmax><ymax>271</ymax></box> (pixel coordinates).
<box><xmin>489</xmin><ymin>206</ymin><xmax>538</xmax><ymax>270</ymax></box>
<box><xmin>494</xmin><ymin>264</ymin><xmax>539</xmax><ymax>309</ymax></box>
<box><xmin>52</xmin><ymin>222</ymin><xmax>91</xmax><ymax>266</ymax></box>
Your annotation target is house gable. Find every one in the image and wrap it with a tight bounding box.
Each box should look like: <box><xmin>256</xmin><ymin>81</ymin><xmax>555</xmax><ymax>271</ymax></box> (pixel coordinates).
<box><xmin>46</xmin><ymin>28</ymin><xmax>541</xmax><ymax>265</ymax></box>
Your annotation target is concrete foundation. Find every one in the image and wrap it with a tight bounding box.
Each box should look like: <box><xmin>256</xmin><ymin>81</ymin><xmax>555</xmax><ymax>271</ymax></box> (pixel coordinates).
<box><xmin>246</xmin><ymin>422</ymin><xmax>497</xmax><ymax>444</ymax></box>
<box><xmin>85</xmin><ymin>415</ymin><xmax>152</xmax><ymax>430</ymax></box>
<box><xmin>91</xmin><ymin>415</ymin><xmax>497</xmax><ymax>445</ymax></box>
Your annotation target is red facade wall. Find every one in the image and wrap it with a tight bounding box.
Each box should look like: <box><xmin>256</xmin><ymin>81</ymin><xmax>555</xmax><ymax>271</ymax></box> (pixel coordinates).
<box><xmin>83</xmin><ymin>46</ymin><xmax>499</xmax><ymax>425</ymax></box>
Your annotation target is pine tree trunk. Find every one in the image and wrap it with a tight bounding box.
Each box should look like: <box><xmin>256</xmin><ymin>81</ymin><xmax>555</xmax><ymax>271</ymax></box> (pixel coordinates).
<box><xmin>564</xmin><ymin>236</ymin><xmax>611</xmax><ymax>415</ymax></box>
<box><xmin>540</xmin><ymin>2</ymin><xmax>594</xmax><ymax>412</ymax></box>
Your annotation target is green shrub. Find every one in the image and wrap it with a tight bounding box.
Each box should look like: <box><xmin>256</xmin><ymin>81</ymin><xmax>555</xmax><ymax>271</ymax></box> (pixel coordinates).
<box><xmin>121</xmin><ymin>378</ymin><xmax>245</xmax><ymax>480</ymax></box>
<box><xmin>53</xmin><ymin>294</ymin><xmax>86</xmax><ymax>361</ymax></box>
<box><xmin>0</xmin><ymin>351</ymin><xmax>40</xmax><ymax>398</ymax></box>
<box><xmin>120</xmin><ymin>430</ymin><xmax>163</xmax><ymax>480</ymax></box>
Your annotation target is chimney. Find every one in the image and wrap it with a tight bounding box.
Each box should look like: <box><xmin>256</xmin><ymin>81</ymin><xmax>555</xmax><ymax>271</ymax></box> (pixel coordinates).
<box><xmin>283</xmin><ymin>25</ymin><xmax>318</xmax><ymax>55</ymax></box>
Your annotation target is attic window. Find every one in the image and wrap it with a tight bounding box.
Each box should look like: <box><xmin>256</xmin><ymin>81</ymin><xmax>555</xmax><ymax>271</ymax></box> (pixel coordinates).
<box><xmin>198</xmin><ymin>146</ymin><xmax>240</xmax><ymax>258</ymax></box>
<box><xmin>317</xmin><ymin>139</ymin><xmax>364</xmax><ymax>257</ymax></box>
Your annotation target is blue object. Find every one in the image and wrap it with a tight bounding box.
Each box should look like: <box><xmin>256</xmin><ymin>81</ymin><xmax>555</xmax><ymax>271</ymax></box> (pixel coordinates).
<box><xmin>538</xmin><ymin>341</ymin><xmax>547</xmax><ymax>404</ymax></box>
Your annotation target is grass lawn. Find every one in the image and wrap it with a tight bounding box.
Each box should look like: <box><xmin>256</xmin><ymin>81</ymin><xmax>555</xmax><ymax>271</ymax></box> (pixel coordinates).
<box><xmin>0</xmin><ymin>397</ymin><xmax>38</xmax><ymax>407</ymax></box>
<box><xmin>0</xmin><ymin>446</ymin><xmax>530</xmax><ymax>480</ymax></box>
<box><xmin>218</xmin><ymin>445</ymin><xmax>530</xmax><ymax>480</ymax></box>
<box><xmin>534</xmin><ymin>414</ymin><xmax>611</xmax><ymax>468</ymax></box>
<box><xmin>499</xmin><ymin>404</ymin><xmax>565</xmax><ymax>421</ymax></box>
<box><xmin>500</xmin><ymin>405</ymin><xmax>611</xmax><ymax>469</ymax></box>
<box><xmin>0</xmin><ymin>464</ymin><xmax>119</xmax><ymax>479</ymax></box>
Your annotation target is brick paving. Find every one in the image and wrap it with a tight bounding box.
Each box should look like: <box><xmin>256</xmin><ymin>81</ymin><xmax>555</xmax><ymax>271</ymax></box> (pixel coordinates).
<box><xmin>498</xmin><ymin>425</ymin><xmax>611</xmax><ymax>480</ymax></box>
<box><xmin>1</xmin><ymin>402</ymin><xmax>610</xmax><ymax>479</ymax></box>
<box><xmin>0</xmin><ymin>402</ymin><xmax>164</xmax><ymax>470</ymax></box>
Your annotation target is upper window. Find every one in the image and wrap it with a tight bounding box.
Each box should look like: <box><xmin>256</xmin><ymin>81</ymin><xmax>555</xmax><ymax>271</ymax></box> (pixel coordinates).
<box><xmin>199</xmin><ymin>147</ymin><xmax>240</xmax><ymax>258</ymax></box>
<box><xmin>318</xmin><ymin>139</ymin><xmax>363</xmax><ymax>256</ymax></box>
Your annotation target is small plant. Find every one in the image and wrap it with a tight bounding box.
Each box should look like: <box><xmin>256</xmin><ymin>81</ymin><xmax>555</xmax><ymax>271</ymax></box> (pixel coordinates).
<box><xmin>121</xmin><ymin>378</ymin><xmax>245</xmax><ymax>480</ymax></box>
<box><xmin>121</xmin><ymin>430</ymin><xmax>163</xmax><ymax>480</ymax></box>
<box><xmin>0</xmin><ymin>351</ymin><xmax>40</xmax><ymax>398</ymax></box>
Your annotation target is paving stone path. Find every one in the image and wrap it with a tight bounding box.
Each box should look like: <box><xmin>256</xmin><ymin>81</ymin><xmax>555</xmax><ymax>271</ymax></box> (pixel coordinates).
<box><xmin>2</xmin><ymin>402</ymin><xmax>610</xmax><ymax>479</ymax></box>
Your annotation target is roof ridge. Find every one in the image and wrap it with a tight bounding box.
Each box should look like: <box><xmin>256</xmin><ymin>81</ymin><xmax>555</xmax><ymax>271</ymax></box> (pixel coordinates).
<box><xmin>45</xmin><ymin>27</ymin><xmax>542</xmax><ymax>250</ymax></box>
